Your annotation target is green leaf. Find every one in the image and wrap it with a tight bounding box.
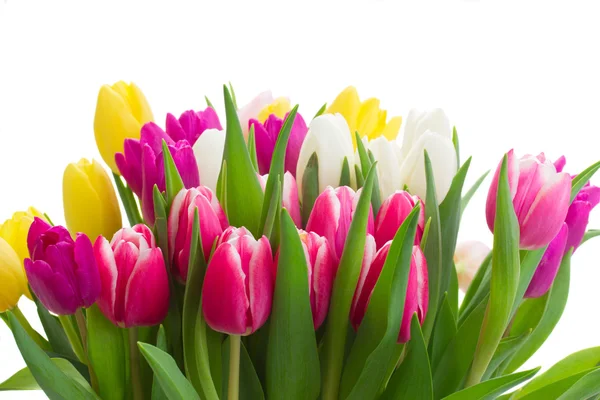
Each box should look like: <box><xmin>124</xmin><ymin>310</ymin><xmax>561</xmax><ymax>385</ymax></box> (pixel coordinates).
<box><xmin>483</xmin><ymin>330</ymin><xmax>531</xmax><ymax>380</ymax></box>
<box><xmin>429</xmin><ymin>295</ymin><xmax>457</xmax><ymax>371</ymax></box>
<box><xmin>218</xmin><ymin>161</ymin><xmax>228</xmax><ymax>217</ymax></box>
<box><xmin>461</xmin><ymin>170</ymin><xmax>490</xmax><ymax>213</ymax></box>
<box><xmin>511</xmin><ymin>248</ymin><xmax>547</xmax><ymax>320</ymax></box>
<box><xmin>6</xmin><ymin>312</ymin><xmax>99</xmax><ymax>399</ymax></box>
<box><xmin>582</xmin><ymin>229</ymin><xmax>600</xmax><ymax>245</ymax></box>
<box><xmin>420</xmin><ymin>217</ymin><xmax>432</xmax><ymax>252</ymax></box>
<box><xmin>262</xmin><ymin>180</ymin><xmax>281</xmax><ymax>245</ymax></box>
<box><xmin>57</xmin><ymin>314</ymin><xmax>85</xmax><ymax>364</ymax></box>
<box><xmin>320</xmin><ymin>166</ymin><xmax>376</xmax><ymax>400</ymax></box>
<box><xmin>112</xmin><ymin>172</ymin><xmax>144</xmax><ymax>225</ymax></box>
<box><xmin>35</xmin><ymin>297</ymin><xmax>76</xmax><ymax>360</ymax></box>
<box><xmin>556</xmin><ymin>368</ymin><xmax>600</xmax><ymax>399</ymax></box>
<box><xmin>221</xmin><ymin>337</ymin><xmax>265</xmax><ymax>400</ymax></box>
<box><xmin>228</xmin><ymin>82</ymin><xmax>238</xmax><ymax>109</ymax></box>
<box><xmin>138</xmin><ymin>343</ymin><xmax>200</xmax><ymax>400</ymax></box>
<box><xmin>467</xmin><ymin>155</ymin><xmax>520</xmax><ymax>386</ymax></box>
<box><xmin>515</xmin><ymin>369</ymin><xmax>599</xmax><ymax>400</ymax></box>
<box><xmin>452</xmin><ymin>126</ymin><xmax>460</xmax><ymax>167</ymax></box>
<box><xmin>87</xmin><ymin>305</ymin><xmax>127</xmax><ymax>400</ymax></box>
<box><xmin>382</xmin><ymin>315</ymin><xmax>433</xmax><ymax>400</ymax></box>
<box><xmin>205</xmin><ymin>96</ymin><xmax>214</xmax><ymax>109</ymax></box>
<box><xmin>459</xmin><ymin>253</ymin><xmax>491</xmax><ymax>325</ymax></box>
<box><xmin>161</xmin><ymin>140</ymin><xmax>185</xmax><ymax>206</ymax></box>
<box><xmin>571</xmin><ymin>160</ymin><xmax>600</xmax><ymax>202</ymax></box>
<box><xmin>339</xmin><ymin>156</ymin><xmax>351</xmax><ymax>186</ymax></box>
<box><xmin>301</xmin><ymin>152</ymin><xmax>319</xmax><ymax>226</ymax></box>
<box><xmin>355</xmin><ymin>164</ymin><xmax>365</xmax><ymax>188</ymax></box>
<box><xmin>152</xmin><ymin>326</ymin><xmax>168</xmax><ymax>400</ymax></box>
<box><xmin>266</xmin><ymin>209</ymin><xmax>320</xmax><ymax>399</ymax></box>
<box><xmin>218</xmin><ymin>85</ymin><xmax>265</xmax><ymax>235</ymax></box>
<box><xmin>0</xmin><ymin>358</ymin><xmax>90</xmax><ymax>391</ymax></box>
<box><xmin>313</xmin><ymin>103</ymin><xmax>327</xmax><ymax>119</ymax></box>
<box><xmin>448</xmin><ymin>266</ymin><xmax>459</xmax><ymax>318</ymax></box>
<box><xmin>247</xmin><ymin>124</ymin><xmax>259</xmax><ymax>172</ymax></box>
<box><xmin>354</xmin><ymin>131</ymin><xmax>382</xmax><ymax>215</ymax></box>
<box><xmin>443</xmin><ymin>368</ymin><xmax>540</xmax><ymax>400</ymax></box>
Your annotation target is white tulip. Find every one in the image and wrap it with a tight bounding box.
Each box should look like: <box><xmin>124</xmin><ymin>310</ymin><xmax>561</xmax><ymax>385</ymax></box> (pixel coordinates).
<box><xmin>192</xmin><ymin>128</ymin><xmax>225</xmax><ymax>193</ymax></box>
<box><xmin>356</xmin><ymin>136</ymin><xmax>403</xmax><ymax>200</ymax></box>
<box><xmin>296</xmin><ymin>113</ymin><xmax>355</xmax><ymax>199</ymax></box>
<box><xmin>400</xmin><ymin>108</ymin><xmax>452</xmax><ymax>159</ymax></box>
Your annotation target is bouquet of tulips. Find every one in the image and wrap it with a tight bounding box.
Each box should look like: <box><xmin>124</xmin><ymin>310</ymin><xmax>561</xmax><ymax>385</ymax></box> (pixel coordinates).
<box><xmin>2</xmin><ymin>82</ymin><xmax>600</xmax><ymax>400</ymax></box>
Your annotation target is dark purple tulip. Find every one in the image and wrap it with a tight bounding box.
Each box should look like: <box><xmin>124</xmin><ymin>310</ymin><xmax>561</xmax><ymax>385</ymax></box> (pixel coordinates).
<box><xmin>24</xmin><ymin>218</ymin><xmax>101</xmax><ymax>315</ymax></box>
<box><xmin>525</xmin><ymin>223</ymin><xmax>568</xmax><ymax>298</ymax></box>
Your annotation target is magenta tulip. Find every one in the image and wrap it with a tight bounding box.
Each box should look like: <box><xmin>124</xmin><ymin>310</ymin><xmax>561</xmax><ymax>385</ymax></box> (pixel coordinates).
<box><xmin>168</xmin><ymin>186</ymin><xmax>228</xmax><ymax>282</ymax></box>
<box><xmin>351</xmin><ymin>240</ymin><xmax>428</xmax><ymax>343</ymax></box>
<box><xmin>306</xmin><ymin>186</ymin><xmax>375</xmax><ymax>259</ymax></box>
<box><xmin>24</xmin><ymin>218</ymin><xmax>100</xmax><ymax>315</ymax></box>
<box><xmin>257</xmin><ymin>172</ymin><xmax>302</xmax><ymax>228</ymax></box>
<box><xmin>486</xmin><ymin>150</ymin><xmax>571</xmax><ymax>250</ymax></box>
<box><xmin>202</xmin><ymin>227</ymin><xmax>274</xmax><ymax>335</ymax></box>
<box><xmin>249</xmin><ymin>112</ymin><xmax>308</xmax><ymax>177</ymax></box>
<box><xmin>165</xmin><ymin>108</ymin><xmax>222</xmax><ymax>144</ymax></box>
<box><xmin>525</xmin><ymin>223</ymin><xmax>568</xmax><ymax>298</ymax></box>
<box><xmin>375</xmin><ymin>191</ymin><xmax>425</xmax><ymax>249</ymax></box>
<box><xmin>94</xmin><ymin>224</ymin><xmax>169</xmax><ymax>327</ymax></box>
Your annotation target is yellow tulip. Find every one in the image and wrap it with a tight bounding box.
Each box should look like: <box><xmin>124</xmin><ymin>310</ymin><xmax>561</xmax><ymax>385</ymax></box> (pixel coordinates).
<box><xmin>0</xmin><ymin>237</ymin><xmax>29</xmax><ymax>312</ymax></box>
<box><xmin>94</xmin><ymin>81</ymin><xmax>154</xmax><ymax>174</ymax></box>
<box><xmin>325</xmin><ymin>86</ymin><xmax>402</xmax><ymax>147</ymax></box>
<box><xmin>63</xmin><ymin>158</ymin><xmax>122</xmax><ymax>241</ymax></box>
<box><xmin>257</xmin><ymin>97</ymin><xmax>292</xmax><ymax>122</ymax></box>
<box><xmin>0</xmin><ymin>207</ymin><xmax>45</xmax><ymax>269</ymax></box>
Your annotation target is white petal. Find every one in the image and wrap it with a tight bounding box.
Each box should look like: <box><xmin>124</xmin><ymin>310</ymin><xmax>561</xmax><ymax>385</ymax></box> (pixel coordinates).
<box><xmin>367</xmin><ymin>137</ymin><xmax>402</xmax><ymax>199</ymax></box>
<box><xmin>193</xmin><ymin>129</ymin><xmax>225</xmax><ymax>193</ymax></box>
<box><xmin>237</xmin><ymin>90</ymin><xmax>274</xmax><ymax>137</ymax></box>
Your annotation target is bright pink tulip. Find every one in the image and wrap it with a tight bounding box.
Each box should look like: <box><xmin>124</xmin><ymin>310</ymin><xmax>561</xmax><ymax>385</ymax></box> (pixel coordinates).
<box><xmin>375</xmin><ymin>191</ymin><xmax>425</xmax><ymax>249</ymax></box>
<box><xmin>168</xmin><ymin>186</ymin><xmax>228</xmax><ymax>282</ymax></box>
<box><xmin>202</xmin><ymin>227</ymin><xmax>274</xmax><ymax>335</ymax></box>
<box><xmin>351</xmin><ymin>241</ymin><xmax>428</xmax><ymax>343</ymax></box>
<box><xmin>257</xmin><ymin>172</ymin><xmax>302</xmax><ymax>228</ymax></box>
<box><xmin>94</xmin><ymin>224</ymin><xmax>169</xmax><ymax>328</ymax></box>
<box><xmin>525</xmin><ymin>223</ymin><xmax>568</xmax><ymax>298</ymax></box>
<box><xmin>306</xmin><ymin>186</ymin><xmax>375</xmax><ymax>259</ymax></box>
<box><xmin>486</xmin><ymin>150</ymin><xmax>571</xmax><ymax>250</ymax></box>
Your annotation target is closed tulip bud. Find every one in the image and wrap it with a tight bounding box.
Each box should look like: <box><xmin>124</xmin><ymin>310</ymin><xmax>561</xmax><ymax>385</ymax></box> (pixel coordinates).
<box><xmin>486</xmin><ymin>151</ymin><xmax>571</xmax><ymax>250</ymax></box>
<box><xmin>0</xmin><ymin>207</ymin><xmax>46</xmax><ymax>273</ymax></box>
<box><xmin>296</xmin><ymin>114</ymin><xmax>355</xmax><ymax>200</ymax></box>
<box><xmin>351</xmin><ymin>240</ymin><xmax>428</xmax><ymax>343</ymax></box>
<box><xmin>168</xmin><ymin>187</ymin><xmax>228</xmax><ymax>282</ymax></box>
<box><xmin>202</xmin><ymin>227</ymin><xmax>274</xmax><ymax>335</ymax></box>
<box><xmin>63</xmin><ymin>158</ymin><xmax>122</xmax><ymax>241</ymax></box>
<box><xmin>0</xmin><ymin>237</ymin><xmax>29</xmax><ymax>312</ymax></box>
<box><xmin>192</xmin><ymin>129</ymin><xmax>225</xmax><ymax>193</ymax></box>
<box><xmin>397</xmin><ymin>108</ymin><xmax>457</xmax><ymax>203</ymax></box>
<box><xmin>306</xmin><ymin>186</ymin><xmax>374</xmax><ymax>259</ymax></box>
<box><xmin>165</xmin><ymin>108</ymin><xmax>222</xmax><ymax>145</ymax></box>
<box><xmin>250</xmin><ymin>112</ymin><xmax>308</xmax><ymax>176</ymax></box>
<box><xmin>238</xmin><ymin>91</ymin><xmax>291</xmax><ymax>138</ymax></box>
<box><xmin>454</xmin><ymin>240</ymin><xmax>491</xmax><ymax>292</ymax></box>
<box><xmin>94</xmin><ymin>224</ymin><xmax>169</xmax><ymax>327</ymax></box>
<box><xmin>525</xmin><ymin>223</ymin><xmax>568</xmax><ymax>298</ymax></box>
<box><xmin>375</xmin><ymin>191</ymin><xmax>425</xmax><ymax>249</ymax></box>
<box><xmin>24</xmin><ymin>218</ymin><xmax>100</xmax><ymax>315</ymax></box>
<box><xmin>257</xmin><ymin>172</ymin><xmax>302</xmax><ymax>228</ymax></box>
<box><xmin>357</xmin><ymin>137</ymin><xmax>403</xmax><ymax>199</ymax></box>
<box><xmin>94</xmin><ymin>81</ymin><xmax>154</xmax><ymax>174</ymax></box>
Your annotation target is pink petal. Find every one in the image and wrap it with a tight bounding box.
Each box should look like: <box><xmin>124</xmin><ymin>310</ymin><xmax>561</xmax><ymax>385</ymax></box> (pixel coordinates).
<box><xmin>525</xmin><ymin>223</ymin><xmax>568</xmax><ymax>298</ymax></box>
<box><xmin>27</xmin><ymin>217</ymin><xmax>52</xmax><ymax>257</ymax></box>
<box><xmin>310</xmin><ymin>233</ymin><xmax>336</xmax><ymax>329</ymax></box>
<box><xmin>252</xmin><ymin>118</ymin><xmax>277</xmax><ymax>175</ymax></box>
<box><xmin>73</xmin><ymin>234</ymin><xmax>101</xmax><ymax>307</ymax></box>
<box><xmin>113</xmin><ymin>241</ymin><xmax>140</xmax><ymax>325</ymax></box>
<box><xmin>306</xmin><ymin>187</ymin><xmax>341</xmax><ymax>257</ymax></box>
<box><xmin>349</xmin><ymin>235</ymin><xmax>379</xmax><ymax>330</ymax></box>
<box><xmin>248</xmin><ymin>236</ymin><xmax>274</xmax><ymax>333</ymax></box>
<box><xmin>25</xmin><ymin>258</ymin><xmax>79</xmax><ymax>315</ymax></box>
<box><xmin>94</xmin><ymin>236</ymin><xmax>119</xmax><ymax>325</ymax></box>
<box><xmin>283</xmin><ymin>172</ymin><xmax>302</xmax><ymax>228</ymax></box>
<box><xmin>486</xmin><ymin>149</ymin><xmax>519</xmax><ymax>232</ymax></box>
<box><xmin>284</xmin><ymin>112</ymin><xmax>308</xmax><ymax>177</ymax></box>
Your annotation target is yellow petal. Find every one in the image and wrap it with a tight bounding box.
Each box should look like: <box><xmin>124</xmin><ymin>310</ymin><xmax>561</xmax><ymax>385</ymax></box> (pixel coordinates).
<box><xmin>0</xmin><ymin>237</ymin><xmax>28</xmax><ymax>312</ymax></box>
<box><xmin>0</xmin><ymin>208</ymin><xmax>44</xmax><ymax>267</ymax></box>
<box><xmin>257</xmin><ymin>97</ymin><xmax>291</xmax><ymax>122</ymax></box>
<box><xmin>357</xmin><ymin>98</ymin><xmax>381</xmax><ymax>140</ymax></box>
<box><xmin>326</xmin><ymin>86</ymin><xmax>360</xmax><ymax>135</ymax></box>
<box><xmin>380</xmin><ymin>116</ymin><xmax>403</xmax><ymax>141</ymax></box>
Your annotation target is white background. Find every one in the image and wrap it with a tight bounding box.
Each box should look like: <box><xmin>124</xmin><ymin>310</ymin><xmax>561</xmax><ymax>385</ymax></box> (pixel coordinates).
<box><xmin>1</xmin><ymin>1</ymin><xmax>599</xmax><ymax>398</ymax></box>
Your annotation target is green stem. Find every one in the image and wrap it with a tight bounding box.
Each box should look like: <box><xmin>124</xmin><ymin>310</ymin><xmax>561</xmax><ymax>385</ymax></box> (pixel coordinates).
<box><xmin>75</xmin><ymin>309</ymin><xmax>99</xmax><ymax>393</ymax></box>
<box><xmin>59</xmin><ymin>314</ymin><xmax>86</xmax><ymax>362</ymax></box>
<box><xmin>0</xmin><ymin>312</ymin><xmax>8</xmax><ymax>324</ymax></box>
<box><xmin>113</xmin><ymin>173</ymin><xmax>143</xmax><ymax>226</ymax></box>
<box><xmin>228</xmin><ymin>335</ymin><xmax>241</xmax><ymax>400</ymax></box>
<box><xmin>12</xmin><ymin>306</ymin><xmax>51</xmax><ymax>351</ymax></box>
<box><xmin>129</xmin><ymin>327</ymin><xmax>143</xmax><ymax>400</ymax></box>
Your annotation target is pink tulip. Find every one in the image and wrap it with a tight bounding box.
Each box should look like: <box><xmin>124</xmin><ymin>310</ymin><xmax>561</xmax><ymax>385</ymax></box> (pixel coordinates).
<box><xmin>486</xmin><ymin>150</ymin><xmax>571</xmax><ymax>250</ymax></box>
<box><xmin>94</xmin><ymin>224</ymin><xmax>169</xmax><ymax>328</ymax></box>
<box><xmin>525</xmin><ymin>223</ymin><xmax>568</xmax><ymax>298</ymax></box>
<box><xmin>202</xmin><ymin>227</ymin><xmax>274</xmax><ymax>335</ymax></box>
<box><xmin>168</xmin><ymin>186</ymin><xmax>228</xmax><ymax>282</ymax></box>
<box><xmin>351</xmin><ymin>240</ymin><xmax>428</xmax><ymax>343</ymax></box>
<box><xmin>375</xmin><ymin>191</ymin><xmax>425</xmax><ymax>249</ymax></box>
<box><xmin>257</xmin><ymin>172</ymin><xmax>302</xmax><ymax>228</ymax></box>
<box><xmin>306</xmin><ymin>186</ymin><xmax>375</xmax><ymax>260</ymax></box>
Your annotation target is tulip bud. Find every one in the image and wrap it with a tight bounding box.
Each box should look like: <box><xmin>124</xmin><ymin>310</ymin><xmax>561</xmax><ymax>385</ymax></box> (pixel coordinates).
<box><xmin>0</xmin><ymin>237</ymin><xmax>29</xmax><ymax>312</ymax></box>
<box><xmin>192</xmin><ymin>129</ymin><xmax>225</xmax><ymax>193</ymax></box>
<box><xmin>486</xmin><ymin>151</ymin><xmax>571</xmax><ymax>250</ymax></box>
<box><xmin>168</xmin><ymin>187</ymin><xmax>228</xmax><ymax>282</ymax></box>
<box><xmin>165</xmin><ymin>108</ymin><xmax>222</xmax><ymax>145</ymax></box>
<box><xmin>257</xmin><ymin>172</ymin><xmax>302</xmax><ymax>228</ymax></box>
<box><xmin>525</xmin><ymin>223</ymin><xmax>569</xmax><ymax>298</ymax></box>
<box><xmin>454</xmin><ymin>240</ymin><xmax>491</xmax><ymax>292</ymax></box>
<box><xmin>296</xmin><ymin>114</ymin><xmax>355</xmax><ymax>200</ymax></box>
<box><xmin>0</xmin><ymin>207</ymin><xmax>46</xmax><ymax>272</ymax></box>
<box><xmin>63</xmin><ymin>158</ymin><xmax>122</xmax><ymax>241</ymax></box>
<box><xmin>306</xmin><ymin>186</ymin><xmax>375</xmax><ymax>259</ymax></box>
<box><xmin>249</xmin><ymin>112</ymin><xmax>308</xmax><ymax>176</ymax></box>
<box><xmin>24</xmin><ymin>218</ymin><xmax>101</xmax><ymax>315</ymax></box>
<box><xmin>351</xmin><ymin>240</ymin><xmax>428</xmax><ymax>343</ymax></box>
<box><xmin>94</xmin><ymin>224</ymin><xmax>169</xmax><ymax>327</ymax></box>
<box><xmin>357</xmin><ymin>137</ymin><xmax>403</xmax><ymax>199</ymax></box>
<box><xmin>238</xmin><ymin>91</ymin><xmax>291</xmax><ymax>138</ymax></box>
<box><xmin>94</xmin><ymin>81</ymin><xmax>154</xmax><ymax>174</ymax></box>
<box><xmin>375</xmin><ymin>191</ymin><xmax>425</xmax><ymax>249</ymax></box>
<box><xmin>202</xmin><ymin>227</ymin><xmax>274</xmax><ymax>335</ymax></box>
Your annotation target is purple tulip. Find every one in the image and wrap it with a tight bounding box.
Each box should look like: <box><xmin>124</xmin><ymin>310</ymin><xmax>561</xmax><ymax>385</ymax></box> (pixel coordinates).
<box><xmin>249</xmin><ymin>112</ymin><xmax>308</xmax><ymax>176</ymax></box>
<box><xmin>165</xmin><ymin>108</ymin><xmax>222</xmax><ymax>144</ymax></box>
<box><xmin>24</xmin><ymin>218</ymin><xmax>101</xmax><ymax>315</ymax></box>
<box><xmin>525</xmin><ymin>223</ymin><xmax>568</xmax><ymax>298</ymax></box>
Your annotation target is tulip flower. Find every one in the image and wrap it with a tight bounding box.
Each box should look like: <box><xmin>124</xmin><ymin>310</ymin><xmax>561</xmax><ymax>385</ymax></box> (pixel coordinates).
<box><xmin>202</xmin><ymin>227</ymin><xmax>274</xmax><ymax>335</ymax></box>
<box><xmin>94</xmin><ymin>224</ymin><xmax>169</xmax><ymax>327</ymax></box>
<box><xmin>525</xmin><ymin>223</ymin><xmax>568</xmax><ymax>298</ymax></box>
<box><xmin>165</xmin><ymin>108</ymin><xmax>222</xmax><ymax>144</ymax></box>
<box><xmin>257</xmin><ymin>172</ymin><xmax>302</xmax><ymax>228</ymax></box>
<box><xmin>397</xmin><ymin>108</ymin><xmax>457</xmax><ymax>202</ymax></box>
<box><xmin>454</xmin><ymin>240</ymin><xmax>491</xmax><ymax>292</ymax></box>
<box><xmin>306</xmin><ymin>186</ymin><xmax>374</xmax><ymax>259</ymax></box>
<box><xmin>0</xmin><ymin>207</ymin><xmax>46</xmax><ymax>271</ymax></box>
<box><xmin>296</xmin><ymin>114</ymin><xmax>355</xmax><ymax>200</ymax></box>
<box><xmin>326</xmin><ymin>86</ymin><xmax>402</xmax><ymax>147</ymax></box>
<box><xmin>192</xmin><ymin>129</ymin><xmax>225</xmax><ymax>193</ymax></box>
<box><xmin>357</xmin><ymin>137</ymin><xmax>403</xmax><ymax>200</ymax></box>
<box><xmin>486</xmin><ymin>151</ymin><xmax>571</xmax><ymax>250</ymax></box>
<box><xmin>24</xmin><ymin>218</ymin><xmax>100</xmax><ymax>315</ymax></box>
<box><xmin>94</xmin><ymin>81</ymin><xmax>154</xmax><ymax>174</ymax></box>
<box><xmin>351</xmin><ymin>242</ymin><xmax>428</xmax><ymax>343</ymax></box>
<box><xmin>238</xmin><ymin>91</ymin><xmax>291</xmax><ymax>138</ymax></box>
<box><xmin>249</xmin><ymin>112</ymin><xmax>308</xmax><ymax>176</ymax></box>
<box><xmin>63</xmin><ymin>158</ymin><xmax>122</xmax><ymax>241</ymax></box>
<box><xmin>374</xmin><ymin>191</ymin><xmax>425</xmax><ymax>249</ymax></box>
<box><xmin>0</xmin><ymin>237</ymin><xmax>29</xmax><ymax>312</ymax></box>
<box><xmin>168</xmin><ymin>186</ymin><xmax>228</xmax><ymax>281</ymax></box>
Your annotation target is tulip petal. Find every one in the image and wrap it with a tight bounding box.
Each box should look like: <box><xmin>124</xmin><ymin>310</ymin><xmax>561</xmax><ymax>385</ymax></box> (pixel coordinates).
<box><xmin>380</xmin><ymin>116</ymin><xmax>402</xmax><ymax>141</ymax></box>
<box><xmin>349</xmin><ymin>235</ymin><xmax>379</xmax><ymax>330</ymax></box>
<box><xmin>248</xmin><ymin>236</ymin><xmax>274</xmax><ymax>333</ymax></box>
<box><xmin>94</xmin><ymin>236</ymin><xmax>119</xmax><ymax>324</ymax></box>
<box><xmin>525</xmin><ymin>223</ymin><xmax>568</xmax><ymax>298</ymax></box>
<box><xmin>283</xmin><ymin>172</ymin><xmax>302</xmax><ymax>228</ymax></box>
<box><xmin>306</xmin><ymin>187</ymin><xmax>341</xmax><ymax>256</ymax></box>
<box><xmin>192</xmin><ymin>129</ymin><xmax>225</xmax><ymax>193</ymax></box>
<box><xmin>251</xmin><ymin>118</ymin><xmax>277</xmax><ymax>175</ymax></box>
<box><xmin>326</xmin><ymin>86</ymin><xmax>360</xmax><ymax>136</ymax></box>
<box><xmin>27</xmin><ymin>217</ymin><xmax>52</xmax><ymax>257</ymax></box>
<box><xmin>284</xmin><ymin>112</ymin><xmax>308</xmax><ymax>176</ymax></box>
<box><xmin>74</xmin><ymin>234</ymin><xmax>101</xmax><ymax>307</ymax></box>
<box><xmin>485</xmin><ymin>149</ymin><xmax>520</xmax><ymax>232</ymax></box>
<box><xmin>112</xmin><ymin>241</ymin><xmax>140</xmax><ymax>324</ymax></box>
<box><xmin>25</xmin><ymin>258</ymin><xmax>79</xmax><ymax>315</ymax></box>
<box><xmin>310</xmin><ymin>234</ymin><xmax>336</xmax><ymax>329</ymax></box>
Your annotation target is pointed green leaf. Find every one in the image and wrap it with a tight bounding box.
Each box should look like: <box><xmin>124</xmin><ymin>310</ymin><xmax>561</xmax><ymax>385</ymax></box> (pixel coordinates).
<box><xmin>556</xmin><ymin>368</ymin><xmax>600</xmax><ymax>399</ymax></box>
<box><xmin>355</xmin><ymin>131</ymin><xmax>382</xmax><ymax>214</ymax></box>
<box><xmin>221</xmin><ymin>337</ymin><xmax>265</xmax><ymax>400</ymax></box>
<box><xmin>301</xmin><ymin>152</ymin><xmax>319</xmax><ymax>226</ymax></box>
<box><xmin>162</xmin><ymin>140</ymin><xmax>185</xmax><ymax>206</ymax></box>
<box><xmin>420</xmin><ymin>217</ymin><xmax>432</xmax><ymax>252</ymax></box>
<box><xmin>205</xmin><ymin>96</ymin><xmax>214</xmax><ymax>109</ymax></box>
<box><xmin>571</xmin><ymin>160</ymin><xmax>600</xmax><ymax>202</ymax></box>
<box><xmin>452</xmin><ymin>126</ymin><xmax>460</xmax><ymax>167</ymax></box>
<box><xmin>113</xmin><ymin>172</ymin><xmax>143</xmax><ymax>225</ymax></box>
<box><xmin>313</xmin><ymin>103</ymin><xmax>327</xmax><ymax>119</ymax></box>
<box><xmin>461</xmin><ymin>170</ymin><xmax>490</xmax><ymax>213</ymax></box>
<box><xmin>247</xmin><ymin>124</ymin><xmax>259</xmax><ymax>172</ymax></box>
<box><xmin>228</xmin><ymin>82</ymin><xmax>238</xmax><ymax>109</ymax></box>
<box><xmin>355</xmin><ymin>164</ymin><xmax>365</xmax><ymax>188</ymax></box>
<box><xmin>339</xmin><ymin>157</ymin><xmax>351</xmax><ymax>186</ymax></box>
<box><xmin>217</xmin><ymin>161</ymin><xmax>228</xmax><ymax>217</ymax></box>
<box><xmin>459</xmin><ymin>253</ymin><xmax>491</xmax><ymax>325</ymax></box>
<box><xmin>0</xmin><ymin>358</ymin><xmax>90</xmax><ymax>392</ymax></box>
<box><xmin>448</xmin><ymin>265</ymin><xmax>459</xmax><ymax>318</ymax></box>
<box><xmin>429</xmin><ymin>295</ymin><xmax>457</xmax><ymax>371</ymax></box>
<box><xmin>515</xmin><ymin>369</ymin><xmax>599</xmax><ymax>400</ymax></box>
<box><xmin>262</xmin><ymin>180</ymin><xmax>281</xmax><ymax>242</ymax></box>
<box><xmin>443</xmin><ymin>368</ymin><xmax>540</xmax><ymax>400</ymax></box>
<box><xmin>152</xmin><ymin>326</ymin><xmax>168</xmax><ymax>400</ymax></box>
<box><xmin>35</xmin><ymin>297</ymin><xmax>76</xmax><ymax>360</ymax></box>
<box><xmin>483</xmin><ymin>330</ymin><xmax>532</xmax><ymax>380</ymax></box>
